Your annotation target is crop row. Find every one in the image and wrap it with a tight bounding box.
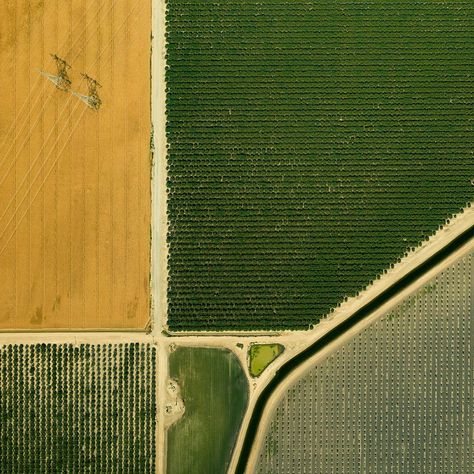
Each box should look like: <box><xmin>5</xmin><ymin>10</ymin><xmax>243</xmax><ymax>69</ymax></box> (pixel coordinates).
<box><xmin>0</xmin><ymin>343</ymin><xmax>156</xmax><ymax>473</ymax></box>
<box><xmin>256</xmin><ymin>252</ymin><xmax>472</xmax><ymax>473</ymax></box>
<box><xmin>166</xmin><ymin>0</ymin><xmax>474</xmax><ymax>331</ymax></box>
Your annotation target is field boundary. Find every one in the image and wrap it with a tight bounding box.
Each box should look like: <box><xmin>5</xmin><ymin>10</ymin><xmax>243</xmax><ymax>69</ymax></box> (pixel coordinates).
<box><xmin>151</xmin><ymin>0</ymin><xmax>169</xmax><ymax>340</ymax></box>
<box><xmin>151</xmin><ymin>1</ymin><xmax>169</xmax><ymax>473</ymax></box>
<box><xmin>242</xmin><ymin>243</ymin><xmax>473</xmax><ymax>474</ymax></box>
<box><xmin>163</xmin><ymin>206</ymin><xmax>472</xmax><ymax>337</ymax></box>
<box><xmin>229</xmin><ymin>210</ymin><xmax>474</xmax><ymax>474</ymax></box>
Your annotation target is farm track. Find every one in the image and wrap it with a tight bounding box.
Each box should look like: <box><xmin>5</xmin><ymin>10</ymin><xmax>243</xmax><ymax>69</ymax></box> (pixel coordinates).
<box><xmin>1</xmin><ymin>206</ymin><xmax>472</xmax><ymax>474</ymax></box>
<box><xmin>231</xmin><ymin>218</ymin><xmax>474</xmax><ymax>474</ymax></box>
<box><xmin>2</xmin><ymin>1</ymin><xmax>474</xmax><ymax>473</ymax></box>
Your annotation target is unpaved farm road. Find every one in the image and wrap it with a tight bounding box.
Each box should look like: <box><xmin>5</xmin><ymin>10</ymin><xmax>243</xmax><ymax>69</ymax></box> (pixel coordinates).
<box><xmin>230</xmin><ymin>211</ymin><xmax>474</xmax><ymax>474</ymax></box>
<box><xmin>0</xmin><ymin>207</ymin><xmax>471</xmax><ymax>474</ymax></box>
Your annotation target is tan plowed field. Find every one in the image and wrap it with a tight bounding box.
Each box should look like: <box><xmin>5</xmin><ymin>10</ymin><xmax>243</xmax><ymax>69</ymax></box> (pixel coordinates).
<box><xmin>0</xmin><ymin>0</ymin><xmax>151</xmax><ymax>329</ymax></box>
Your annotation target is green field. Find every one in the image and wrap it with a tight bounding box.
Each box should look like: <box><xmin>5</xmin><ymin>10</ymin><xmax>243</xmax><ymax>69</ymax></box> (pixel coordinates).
<box><xmin>0</xmin><ymin>343</ymin><xmax>156</xmax><ymax>473</ymax></box>
<box><xmin>249</xmin><ymin>344</ymin><xmax>284</xmax><ymax>377</ymax></box>
<box><xmin>166</xmin><ymin>0</ymin><xmax>473</xmax><ymax>330</ymax></box>
<box><xmin>167</xmin><ymin>347</ymin><xmax>248</xmax><ymax>474</ymax></box>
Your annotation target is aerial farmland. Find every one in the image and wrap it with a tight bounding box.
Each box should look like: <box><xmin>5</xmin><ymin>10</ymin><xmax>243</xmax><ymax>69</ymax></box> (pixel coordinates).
<box><xmin>167</xmin><ymin>347</ymin><xmax>248</xmax><ymax>474</ymax></box>
<box><xmin>0</xmin><ymin>0</ymin><xmax>473</xmax><ymax>473</ymax></box>
<box><xmin>0</xmin><ymin>0</ymin><xmax>151</xmax><ymax>329</ymax></box>
<box><xmin>0</xmin><ymin>343</ymin><xmax>157</xmax><ymax>472</ymax></box>
<box><xmin>253</xmin><ymin>250</ymin><xmax>473</xmax><ymax>473</ymax></box>
<box><xmin>166</xmin><ymin>0</ymin><xmax>473</xmax><ymax>331</ymax></box>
